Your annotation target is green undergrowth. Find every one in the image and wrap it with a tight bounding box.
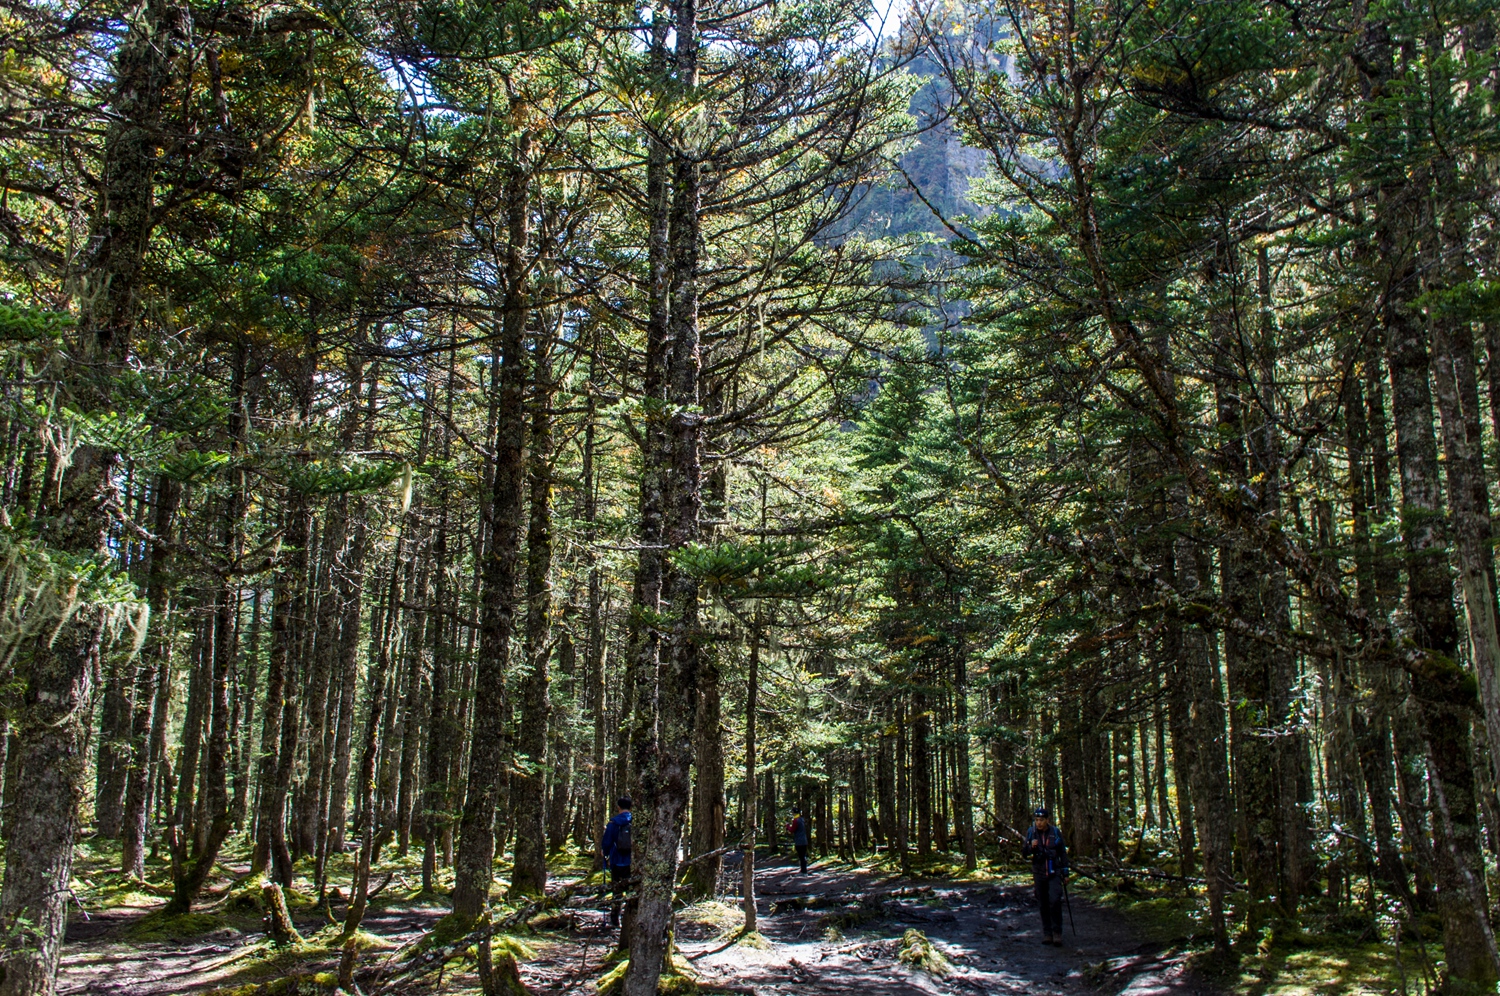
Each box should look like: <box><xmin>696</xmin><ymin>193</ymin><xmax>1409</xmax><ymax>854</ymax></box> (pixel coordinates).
<box><xmin>547</xmin><ymin>847</ymin><xmax>601</xmax><ymax>879</ymax></box>
<box><xmin>403</xmin><ymin>910</ymin><xmax>538</xmax><ymax>980</ymax></box>
<box><xmin>1075</xmin><ymin>873</ymin><xmax>1423</xmax><ymax>996</ymax></box>
<box><xmin>853</xmin><ymin>847</ymin><xmax>1014</xmax><ymax>884</ymax></box>
<box><xmin>1218</xmin><ymin>937</ymin><xmax>1412</xmax><ymax>996</ymax></box>
<box><xmin>1071</xmin><ymin>874</ymin><xmax>1203</xmax><ymax>946</ymax></box>
<box><xmin>69</xmin><ymin>837</ymin><xmax>174</xmax><ymax>909</ymax></box>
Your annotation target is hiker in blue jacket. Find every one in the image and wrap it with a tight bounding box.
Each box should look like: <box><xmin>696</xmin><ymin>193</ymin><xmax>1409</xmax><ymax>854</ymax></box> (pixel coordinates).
<box><xmin>787</xmin><ymin>807</ymin><xmax>811</xmax><ymax>874</ymax></box>
<box><xmin>1021</xmin><ymin>806</ymin><xmax>1068</xmax><ymax>946</ymax></box>
<box><xmin>601</xmin><ymin>797</ymin><xmax>633</xmax><ymax>929</ymax></box>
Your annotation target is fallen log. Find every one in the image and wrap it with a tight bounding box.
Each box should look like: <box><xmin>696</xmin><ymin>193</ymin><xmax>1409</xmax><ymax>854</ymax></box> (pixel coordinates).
<box><xmin>1071</xmin><ymin>862</ymin><xmax>1247</xmax><ymax>892</ymax></box>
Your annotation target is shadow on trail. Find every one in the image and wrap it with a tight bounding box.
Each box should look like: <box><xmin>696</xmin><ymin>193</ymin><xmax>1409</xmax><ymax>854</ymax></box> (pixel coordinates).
<box><xmin>58</xmin><ymin>860</ymin><xmax>1215</xmax><ymax>996</ymax></box>
<box><xmin>681</xmin><ymin>860</ymin><xmax>1215</xmax><ymax>996</ymax></box>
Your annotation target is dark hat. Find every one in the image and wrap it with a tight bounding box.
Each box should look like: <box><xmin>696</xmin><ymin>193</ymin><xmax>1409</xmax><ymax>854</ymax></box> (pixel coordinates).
<box><xmin>1032</xmin><ymin>806</ymin><xmax>1050</xmax><ymax>819</ymax></box>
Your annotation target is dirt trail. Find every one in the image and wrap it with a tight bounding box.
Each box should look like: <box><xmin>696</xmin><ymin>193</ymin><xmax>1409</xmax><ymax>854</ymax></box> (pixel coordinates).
<box><xmin>57</xmin><ymin>859</ymin><xmax>1211</xmax><ymax>996</ymax></box>
<box><xmin>675</xmin><ymin>860</ymin><xmax>1208</xmax><ymax>996</ymax></box>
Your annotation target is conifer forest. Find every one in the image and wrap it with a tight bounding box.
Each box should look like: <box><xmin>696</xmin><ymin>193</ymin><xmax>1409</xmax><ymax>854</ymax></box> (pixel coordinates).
<box><xmin>4</xmin><ymin>1</ymin><xmax>1500</xmax><ymax>995</ymax></box>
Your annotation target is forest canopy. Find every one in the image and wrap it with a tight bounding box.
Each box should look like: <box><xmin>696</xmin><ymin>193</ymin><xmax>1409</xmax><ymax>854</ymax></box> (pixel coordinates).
<box><xmin>2</xmin><ymin>1</ymin><xmax>1500</xmax><ymax>995</ymax></box>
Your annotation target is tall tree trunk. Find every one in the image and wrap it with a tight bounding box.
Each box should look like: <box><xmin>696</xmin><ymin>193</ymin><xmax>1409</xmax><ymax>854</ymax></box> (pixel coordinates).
<box><xmin>741</xmin><ymin>611</ymin><xmax>761</xmax><ymax>930</ymax></box>
<box><xmin>952</xmin><ymin>638</ymin><xmax>975</xmax><ymax>870</ymax></box>
<box><xmin>451</xmin><ymin>135</ymin><xmax>531</xmax><ymax>919</ymax></box>
<box><xmin>548</xmin><ymin>625</ymin><xmax>576</xmax><ymax>852</ymax></box>
<box><xmin>230</xmin><ymin>586</ymin><xmax>260</xmax><ymax>830</ymax></box>
<box><xmin>1431</xmin><ymin>317</ymin><xmax>1500</xmax><ymax>798</ymax></box>
<box><xmin>122</xmin><ymin>476</ymin><xmax>181</xmax><ymax>878</ymax></box>
<box><xmin>327</xmin><ymin>511</ymin><xmax>366</xmax><ymax>855</ymax></box>
<box><xmin>394</xmin><ymin>558</ymin><xmax>426</xmax><ymax>856</ymax></box>
<box><xmin>624</xmin><ymin>15</ymin><xmax>703</xmax><ymax>985</ymax></box>
<box><xmin>685</xmin><ymin>446</ymin><xmax>728</xmax><ymax>899</ymax></box>
<box><xmin>895</xmin><ymin>703</ymin><xmax>911</xmax><ymax>875</ymax></box>
<box><xmin>0</xmin><ymin>13</ymin><xmax>173</xmax><ymax>985</ymax></box>
<box><xmin>1384</xmin><ymin>295</ymin><xmax>1500</xmax><ymax>983</ymax></box>
<box><xmin>269</xmin><ymin>506</ymin><xmax>311</xmax><ymax>884</ymax></box>
<box><xmin>510</xmin><ymin>327</ymin><xmax>556</xmax><ymax>898</ymax></box>
<box><xmin>297</xmin><ymin>503</ymin><xmax>345</xmax><ymax>861</ymax></box>
<box><xmin>1169</xmin><ymin>541</ymin><xmax>1232</xmax><ymax>955</ymax></box>
<box><xmin>422</xmin><ymin>516</ymin><xmax>453</xmax><ymax>894</ymax></box>
<box><xmin>877</xmin><ymin>725</ymin><xmax>895</xmax><ymax>851</ymax></box>
<box><xmin>95</xmin><ymin>655</ymin><xmax>131</xmax><ymax>839</ymax></box>
<box><xmin>912</xmin><ymin>685</ymin><xmax>932</xmax><ymax>857</ymax></box>
<box><xmin>685</xmin><ymin>650</ymin><xmax>724</xmax><ymax>898</ymax></box>
<box><xmin>168</xmin><ymin>340</ymin><xmax>251</xmax><ymax>911</ymax></box>
<box><xmin>1212</xmin><ymin>259</ymin><xmax>1288</xmax><ymax>931</ymax></box>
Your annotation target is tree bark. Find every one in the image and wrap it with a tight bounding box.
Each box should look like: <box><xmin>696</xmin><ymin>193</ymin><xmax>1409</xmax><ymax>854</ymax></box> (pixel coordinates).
<box><xmin>685</xmin><ymin>650</ymin><xmax>724</xmax><ymax>899</ymax></box>
<box><xmin>1384</xmin><ymin>295</ymin><xmax>1500</xmax><ymax>983</ymax></box>
<box><xmin>741</xmin><ymin>611</ymin><xmax>761</xmax><ymax>930</ymax></box>
<box><xmin>451</xmin><ymin>134</ymin><xmax>532</xmax><ymax>919</ymax></box>
<box><xmin>624</xmin><ymin>15</ymin><xmax>704</xmax><ymax>986</ymax></box>
<box><xmin>1</xmin><ymin>5</ymin><xmax>175</xmax><ymax>984</ymax></box>
<box><xmin>1430</xmin><ymin>316</ymin><xmax>1500</xmax><ymax>799</ymax></box>
<box><xmin>121</xmin><ymin>476</ymin><xmax>181</xmax><ymax>879</ymax></box>
<box><xmin>1168</xmin><ymin>541</ymin><xmax>1232</xmax><ymax>955</ymax></box>
<box><xmin>510</xmin><ymin>326</ymin><xmax>556</xmax><ymax>898</ymax></box>
<box><xmin>952</xmin><ymin>639</ymin><xmax>975</xmax><ymax>870</ymax></box>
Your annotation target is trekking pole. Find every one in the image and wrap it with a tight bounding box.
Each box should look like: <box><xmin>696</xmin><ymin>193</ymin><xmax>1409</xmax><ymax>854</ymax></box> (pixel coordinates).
<box><xmin>1062</xmin><ymin>874</ymin><xmax>1077</xmax><ymax>937</ymax></box>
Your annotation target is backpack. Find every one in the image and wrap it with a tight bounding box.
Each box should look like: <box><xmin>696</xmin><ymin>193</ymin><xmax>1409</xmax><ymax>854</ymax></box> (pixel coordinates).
<box><xmin>615</xmin><ymin>820</ymin><xmax>632</xmax><ymax>857</ymax></box>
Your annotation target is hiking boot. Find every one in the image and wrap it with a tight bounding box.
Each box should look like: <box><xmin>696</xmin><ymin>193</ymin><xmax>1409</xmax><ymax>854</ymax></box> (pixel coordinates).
<box><xmin>1042</xmin><ymin>933</ymin><xmax>1054</xmax><ymax>945</ymax></box>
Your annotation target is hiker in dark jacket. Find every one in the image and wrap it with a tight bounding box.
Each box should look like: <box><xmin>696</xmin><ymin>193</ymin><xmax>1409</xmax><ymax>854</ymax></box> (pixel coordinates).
<box><xmin>788</xmin><ymin>808</ymin><xmax>811</xmax><ymax>873</ymax></box>
<box><xmin>601</xmin><ymin>797</ymin><xmax>633</xmax><ymax>928</ymax></box>
<box><xmin>1021</xmin><ymin>806</ymin><xmax>1067</xmax><ymax>945</ymax></box>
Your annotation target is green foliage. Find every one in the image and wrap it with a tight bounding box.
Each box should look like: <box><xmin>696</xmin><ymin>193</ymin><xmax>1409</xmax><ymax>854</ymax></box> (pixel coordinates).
<box><xmin>283</xmin><ymin>457</ymin><xmax>406</xmax><ymax>497</ymax></box>
<box><xmin>0</xmin><ymin>302</ymin><xmax>70</xmax><ymax>342</ymax></box>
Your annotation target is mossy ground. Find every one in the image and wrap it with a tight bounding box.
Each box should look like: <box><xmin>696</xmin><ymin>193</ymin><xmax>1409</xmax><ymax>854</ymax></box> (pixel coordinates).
<box><xmin>680</xmin><ymin>899</ymin><xmax>748</xmax><ymax>936</ymax></box>
<box><xmin>895</xmin><ymin>928</ymin><xmax>952</xmax><ymax>976</ymax></box>
<box><xmin>1217</xmin><ymin>939</ymin><xmax>1417</xmax><ymax>996</ymax></box>
<box><xmin>1069</xmin><ymin>865</ymin><xmax>1423</xmax><ymax>996</ymax></box>
<box><xmin>127</xmin><ymin>909</ymin><xmax>238</xmax><ymax>941</ymax></box>
<box><xmin>598</xmin><ymin>951</ymin><xmax>700</xmax><ymax>996</ymax></box>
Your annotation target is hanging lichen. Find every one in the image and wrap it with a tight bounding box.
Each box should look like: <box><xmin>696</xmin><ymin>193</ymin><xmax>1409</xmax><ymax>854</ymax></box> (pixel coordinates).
<box><xmin>0</xmin><ymin>526</ymin><xmax>148</xmax><ymax>674</ymax></box>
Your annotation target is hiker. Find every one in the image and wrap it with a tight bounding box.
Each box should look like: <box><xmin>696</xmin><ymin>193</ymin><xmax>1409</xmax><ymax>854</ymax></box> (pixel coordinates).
<box><xmin>1021</xmin><ymin>806</ymin><xmax>1067</xmax><ymax>945</ymax></box>
<box><xmin>601</xmin><ymin>797</ymin><xmax>633</xmax><ymax>929</ymax></box>
<box><xmin>787</xmin><ymin>808</ymin><xmax>811</xmax><ymax>873</ymax></box>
